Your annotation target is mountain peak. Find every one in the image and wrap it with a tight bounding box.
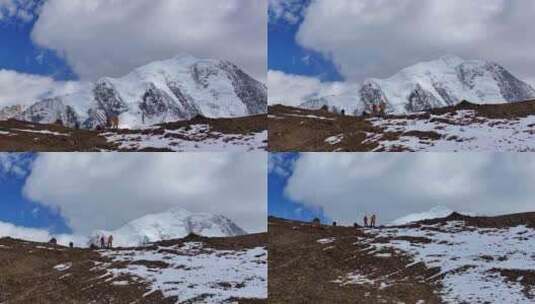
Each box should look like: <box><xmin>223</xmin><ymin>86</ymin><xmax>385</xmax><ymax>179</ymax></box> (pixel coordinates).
<box><xmin>439</xmin><ymin>54</ymin><xmax>465</xmax><ymax>66</ymax></box>
<box><xmin>90</xmin><ymin>207</ymin><xmax>246</xmax><ymax>247</ymax></box>
<box><xmin>300</xmin><ymin>55</ymin><xmax>535</xmax><ymax>115</ymax></box>
<box><xmin>0</xmin><ymin>54</ymin><xmax>266</xmax><ymax>129</ymax></box>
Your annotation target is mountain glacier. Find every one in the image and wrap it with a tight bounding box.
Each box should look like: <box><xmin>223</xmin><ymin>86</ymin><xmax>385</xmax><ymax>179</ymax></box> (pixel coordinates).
<box><xmin>299</xmin><ymin>56</ymin><xmax>535</xmax><ymax>115</ymax></box>
<box><xmin>0</xmin><ymin>54</ymin><xmax>266</xmax><ymax>129</ymax></box>
<box><xmin>89</xmin><ymin>207</ymin><xmax>247</xmax><ymax>247</ymax></box>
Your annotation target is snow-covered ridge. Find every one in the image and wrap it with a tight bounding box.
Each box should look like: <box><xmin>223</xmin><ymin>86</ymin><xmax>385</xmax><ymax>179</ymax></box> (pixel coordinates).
<box><xmin>299</xmin><ymin>55</ymin><xmax>535</xmax><ymax>115</ymax></box>
<box><xmin>0</xmin><ymin>54</ymin><xmax>267</xmax><ymax>129</ymax></box>
<box><xmin>390</xmin><ymin>206</ymin><xmax>455</xmax><ymax>226</ymax></box>
<box><xmin>90</xmin><ymin>207</ymin><xmax>247</xmax><ymax>247</ymax></box>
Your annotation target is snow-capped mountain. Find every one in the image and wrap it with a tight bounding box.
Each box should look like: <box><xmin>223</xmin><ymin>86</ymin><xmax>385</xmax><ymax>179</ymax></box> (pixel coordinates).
<box><xmin>0</xmin><ymin>104</ymin><xmax>25</xmax><ymax>121</ymax></box>
<box><xmin>90</xmin><ymin>207</ymin><xmax>247</xmax><ymax>247</ymax></box>
<box><xmin>299</xmin><ymin>55</ymin><xmax>535</xmax><ymax>115</ymax></box>
<box><xmin>0</xmin><ymin>54</ymin><xmax>266</xmax><ymax>129</ymax></box>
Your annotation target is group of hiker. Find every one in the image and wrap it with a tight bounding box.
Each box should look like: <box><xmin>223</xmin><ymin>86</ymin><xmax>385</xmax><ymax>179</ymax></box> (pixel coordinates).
<box><xmin>99</xmin><ymin>235</ymin><xmax>114</xmax><ymax>249</ymax></box>
<box><xmin>311</xmin><ymin>214</ymin><xmax>378</xmax><ymax>228</ymax></box>
<box><xmin>48</xmin><ymin>235</ymin><xmax>113</xmax><ymax>249</ymax></box>
<box><xmin>363</xmin><ymin>214</ymin><xmax>377</xmax><ymax>228</ymax></box>
<box><xmin>48</xmin><ymin>238</ymin><xmax>75</xmax><ymax>248</ymax></box>
<box><xmin>53</xmin><ymin>115</ymin><xmax>119</xmax><ymax>130</ymax></box>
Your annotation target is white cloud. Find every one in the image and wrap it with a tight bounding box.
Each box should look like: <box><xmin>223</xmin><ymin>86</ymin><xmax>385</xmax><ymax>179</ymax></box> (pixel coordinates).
<box><xmin>23</xmin><ymin>153</ymin><xmax>267</xmax><ymax>234</ymax></box>
<box><xmin>283</xmin><ymin>153</ymin><xmax>535</xmax><ymax>226</ymax></box>
<box><xmin>31</xmin><ymin>0</ymin><xmax>267</xmax><ymax>81</ymax></box>
<box><xmin>268</xmin><ymin>70</ymin><xmax>356</xmax><ymax>106</ymax></box>
<box><xmin>269</xmin><ymin>0</ymin><xmax>305</xmax><ymax>24</ymax></box>
<box><xmin>268</xmin><ymin>153</ymin><xmax>295</xmax><ymax>178</ymax></box>
<box><xmin>0</xmin><ymin>152</ymin><xmax>30</xmax><ymax>177</ymax></box>
<box><xmin>296</xmin><ymin>0</ymin><xmax>535</xmax><ymax>82</ymax></box>
<box><xmin>0</xmin><ymin>220</ymin><xmax>88</xmax><ymax>247</ymax></box>
<box><xmin>0</xmin><ymin>70</ymin><xmax>86</xmax><ymax>107</ymax></box>
<box><xmin>0</xmin><ymin>0</ymin><xmax>41</xmax><ymax>22</ymax></box>
<box><xmin>0</xmin><ymin>220</ymin><xmax>51</xmax><ymax>241</ymax></box>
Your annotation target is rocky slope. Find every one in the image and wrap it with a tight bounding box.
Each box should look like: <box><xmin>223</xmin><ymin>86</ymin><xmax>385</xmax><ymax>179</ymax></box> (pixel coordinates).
<box><xmin>0</xmin><ymin>233</ymin><xmax>267</xmax><ymax>304</ymax></box>
<box><xmin>0</xmin><ymin>54</ymin><xmax>267</xmax><ymax>129</ymax></box>
<box><xmin>299</xmin><ymin>56</ymin><xmax>535</xmax><ymax>115</ymax></box>
<box><xmin>269</xmin><ymin>212</ymin><xmax>535</xmax><ymax>303</ymax></box>
<box><xmin>269</xmin><ymin>99</ymin><xmax>535</xmax><ymax>152</ymax></box>
<box><xmin>0</xmin><ymin>113</ymin><xmax>267</xmax><ymax>151</ymax></box>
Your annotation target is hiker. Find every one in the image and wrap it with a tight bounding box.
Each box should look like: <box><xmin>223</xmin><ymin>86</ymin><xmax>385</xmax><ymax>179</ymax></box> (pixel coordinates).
<box><xmin>363</xmin><ymin>215</ymin><xmax>368</xmax><ymax>228</ymax></box>
<box><xmin>371</xmin><ymin>214</ymin><xmax>376</xmax><ymax>228</ymax></box>
<box><xmin>312</xmin><ymin>217</ymin><xmax>321</xmax><ymax>228</ymax></box>
<box><xmin>379</xmin><ymin>103</ymin><xmax>386</xmax><ymax>116</ymax></box>
<box><xmin>69</xmin><ymin>242</ymin><xmax>74</xmax><ymax>248</ymax></box>
<box><xmin>49</xmin><ymin>238</ymin><xmax>57</xmax><ymax>245</ymax></box>
<box><xmin>107</xmin><ymin>235</ymin><xmax>113</xmax><ymax>249</ymax></box>
<box><xmin>100</xmin><ymin>236</ymin><xmax>105</xmax><ymax>249</ymax></box>
<box><xmin>107</xmin><ymin>116</ymin><xmax>119</xmax><ymax>129</ymax></box>
<box><xmin>332</xmin><ymin>221</ymin><xmax>337</xmax><ymax>227</ymax></box>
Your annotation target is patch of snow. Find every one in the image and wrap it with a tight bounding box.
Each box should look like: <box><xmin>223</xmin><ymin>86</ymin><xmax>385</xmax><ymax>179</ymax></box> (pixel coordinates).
<box><xmin>53</xmin><ymin>262</ymin><xmax>72</xmax><ymax>271</ymax></box>
<box><xmin>332</xmin><ymin>272</ymin><xmax>376</xmax><ymax>286</ymax></box>
<box><xmin>325</xmin><ymin>134</ymin><xmax>344</xmax><ymax>145</ymax></box>
<box><xmin>283</xmin><ymin>113</ymin><xmax>335</xmax><ymax>120</ymax></box>
<box><xmin>317</xmin><ymin>237</ymin><xmax>336</xmax><ymax>244</ymax></box>
<box><xmin>97</xmin><ymin>242</ymin><xmax>267</xmax><ymax>303</ymax></box>
<box><xmin>12</xmin><ymin>128</ymin><xmax>70</xmax><ymax>136</ymax></box>
<box><xmin>368</xmin><ymin>110</ymin><xmax>535</xmax><ymax>152</ymax></box>
<box><xmin>103</xmin><ymin>127</ymin><xmax>266</xmax><ymax>152</ymax></box>
<box><xmin>365</xmin><ymin>221</ymin><xmax>535</xmax><ymax>303</ymax></box>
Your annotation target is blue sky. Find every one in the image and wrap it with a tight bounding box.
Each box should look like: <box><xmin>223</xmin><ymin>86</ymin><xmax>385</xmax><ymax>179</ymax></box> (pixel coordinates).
<box><xmin>0</xmin><ymin>153</ymin><xmax>267</xmax><ymax>235</ymax></box>
<box><xmin>268</xmin><ymin>153</ymin><xmax>330</xmax><ymax>223</ymax></box>
<box><xmin>0</xmin><ymin>16</ymin><xmax>76</xmax><ymax>80</ymax></box>
<box><xmin>268</xmin><ymin>0</ymin><xmax>342</xmax><ymax>82</ymax></box>
<box><xmin>268</xmin><ymin>0</ymin><xmax>535</xmax><ymax>87</ymax></box>
<box><xmin>0</xmin><ymin>153</ymin><xmax>71</xmax><ymax>234</ymax></box>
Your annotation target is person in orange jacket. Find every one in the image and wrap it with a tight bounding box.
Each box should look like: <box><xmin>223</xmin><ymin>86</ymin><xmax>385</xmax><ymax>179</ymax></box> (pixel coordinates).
<box><xmin>107</xmin><ymin>235</ymin><xmax>113</xmax><ymax>249</ymax></box>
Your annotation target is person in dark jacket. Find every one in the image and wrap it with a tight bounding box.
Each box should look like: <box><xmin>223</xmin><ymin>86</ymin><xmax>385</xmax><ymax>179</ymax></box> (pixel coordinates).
<box><xmin>363</xmin><ymin>215</ymin><xmax>368</xmax><ymax>227</ymax></box>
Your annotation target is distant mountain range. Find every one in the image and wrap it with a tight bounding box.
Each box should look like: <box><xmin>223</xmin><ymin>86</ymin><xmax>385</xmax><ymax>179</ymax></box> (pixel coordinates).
<box><xmin>0</xmin><ymin>54</ymin><xmax>267</xmax><ymax>129</ymax></box>
<box><xmin>299</xmin><ymin>55</ymin><xmax>535</xmax><ymax>115</ymax></box>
